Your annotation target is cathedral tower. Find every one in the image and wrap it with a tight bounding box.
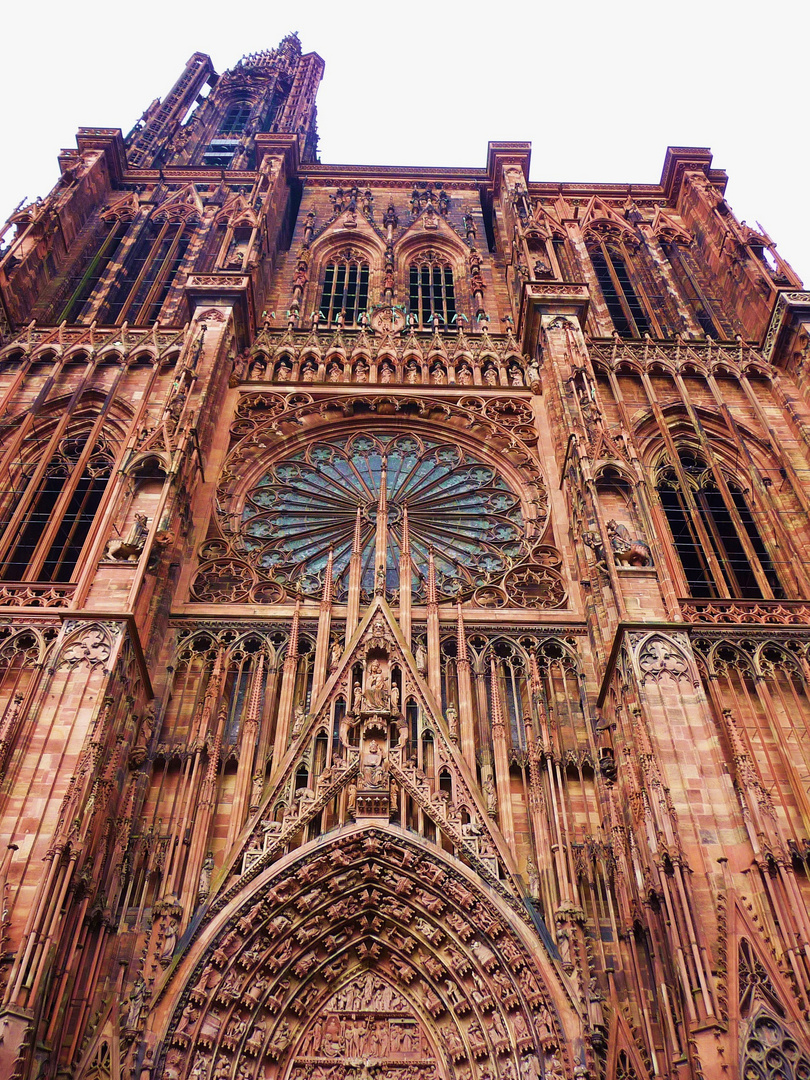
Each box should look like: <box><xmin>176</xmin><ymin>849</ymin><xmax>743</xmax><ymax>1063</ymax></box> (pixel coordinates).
<box><xmin>0</xmin><ymin>35</ymin><xmax>810</xmax><ymax>1080</ymax></box>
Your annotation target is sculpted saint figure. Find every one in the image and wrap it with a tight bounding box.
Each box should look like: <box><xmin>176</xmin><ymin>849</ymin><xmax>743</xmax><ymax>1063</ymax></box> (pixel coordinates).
<box><xmin>363</xmin><ymin>739</ymin><xmax>386</xmax><ymax>786</ymax></box>
<box><xmin>364</xmin><ymin>659</ymin><xmax>388</xmax><ymax>710</ymax></box>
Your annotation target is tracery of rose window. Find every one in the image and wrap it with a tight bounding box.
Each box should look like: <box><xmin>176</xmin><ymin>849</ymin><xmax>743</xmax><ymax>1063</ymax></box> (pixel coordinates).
<box><xmin>239</xmin><ymin>432</ymin><xmax>525</xmax><ymax>602</ymax></box>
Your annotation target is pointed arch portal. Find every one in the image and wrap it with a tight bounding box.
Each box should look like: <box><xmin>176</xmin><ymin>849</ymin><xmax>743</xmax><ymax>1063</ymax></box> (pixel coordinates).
<box><xmin>155</xmin><ymin>823</ymin><xmax>581</xmax><ymax>1080</ymax></box>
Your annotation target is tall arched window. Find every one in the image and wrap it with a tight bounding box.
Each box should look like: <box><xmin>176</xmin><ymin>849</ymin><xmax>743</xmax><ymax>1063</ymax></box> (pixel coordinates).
<box><xmin>102</xmin><ymin>220</ymin><xmax>191</xmax><ymax>325</ymax></box>
<box><xmin>408</xmin><ymin>251</ymin><xmax>456</xmax><ymax>329</ymax></box>
<box><xmin>656</xmin><ymin>451</ymin><xmax>783</xmax><ymax>599</ymax></box>
<box><xmin>660</xmin><ymin>240</ymin><xmax>726</xmax><ymax>339</ymax></box>
<box><xmin>0</xmin><ymin>432</ymin><xmax>114</xmax><ymax>583</ymax></box>
<box><xmin>588</xmin><ymin>233</ymin><xmax>652</xmax><ymax>338</ymax></box>
<box><xmin>318</xmin><ymin>250</ymin><xmax>369</xmax><ymax>326</ymax></box>
<box><xmin>217</xmin><ymin>100</ymin><xmax>253</xmax><ymax>135</ymax></box>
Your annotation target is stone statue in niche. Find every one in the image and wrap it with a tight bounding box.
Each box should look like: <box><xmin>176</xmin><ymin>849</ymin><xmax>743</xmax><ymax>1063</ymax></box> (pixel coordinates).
<box><xmin>389</xmin><ymin>682</ymin><xmax>400</xmax><ymax>713</ymax></box>
<box><xmin>414</xmin><ymin>642</ymin><xmax>427</xmax><ymax>675</ymax></box>
<box><xmin>107</xmin><ymin>514</ymin><xmax>149</xmax><ymax>561</ymax></box>
<box><xmin>363</xmin><ymin>659</ymin><xmax>388</xmax><ymax>711</ymax></box>
<box><xmin>483</xmin><ymin>773</ymin><xmax>498</xmax><ymax>816</ymax></box>
<box><xmin>606</xmin><ymin>519</ymin><xmax>652</xmax><ymax>567</ymax></box>
<box><xmin>362</xmin><ymin>739</ymin><xmax>386</xmax><ymax>787</ymax></box>
<box><xmin>197</xmin><ymin>852</ymin><xmax>214</xmax><ymax>904</ymax></box>
<box><xmin>446</xmin><ymin>704</ymin><xmax>459</xmax><ymax>742</ymax></box>
<box><xmin>291</xmin><ymin>703</ymin><xmax>306</xmax><ymax>738</ymax></box>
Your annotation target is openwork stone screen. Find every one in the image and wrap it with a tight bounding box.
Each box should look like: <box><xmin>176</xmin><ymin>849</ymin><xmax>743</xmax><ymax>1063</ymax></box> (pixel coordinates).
<box><xmin>240</xmin><ymin>432</ymin><xmax>525</xmax><ymax>602</ymax></box>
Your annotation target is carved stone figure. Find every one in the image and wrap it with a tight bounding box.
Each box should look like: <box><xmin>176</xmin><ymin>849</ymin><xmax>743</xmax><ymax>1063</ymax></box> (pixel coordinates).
<box><xmin>362</xmin><ymin>739</ymin><xmax>386</xmax><ymax>786</ymax></box>
<box><xmin>415</xmin><ymin>643</ymin><xmax>427</xmax><ymax>674</ymax></box>
<box><xmin>483</xmin><ymin>773</ymin><xmax>497</xmax><ymax>816</ymax></box>
<box><xmin>330</xmin><ymin>639</ymin><xmax>343</xmax><ymax>668</ymax></box>
<box><xmin>159</xmin><ymin>913</ymin><xmax>179</xmax><ymax>962</ymax></box>
<box><xmin>108</xmin><ymin>513</ymin><xmax>149</xmax><ymax>561</ymax></box>
<box><xmin>250</xmin><ymin>772</ymin><xmax>263</xmax><ymax>809</ymax></box>
<box><xmin>606</xmin><ymin>519</ymin><xmax>651</xmax><ymax>567</ymax></box>
<box><xmin>364</xmin><ymin>660</ymin><xmax>388</xmax><ymax>710</ymax></box>
<box><xmin>445</xmin><ymin>704</ymin><xmax>459</xmax><ymax>742</ymax></box>
<box><xmin>197</xmin><ymin>852</ymin><xmax>214</xmax><ymax>904</ymax></box>
<box><xmin>125</xmin><ymin>975</ymin><xmax>146</xmax><ymax>1030</ymax></box>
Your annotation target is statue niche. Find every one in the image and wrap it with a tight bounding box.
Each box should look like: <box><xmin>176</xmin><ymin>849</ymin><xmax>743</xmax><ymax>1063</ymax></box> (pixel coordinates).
<box><xmin>341</xmin><ymin>625</ymin><xmax>408</xmax><ymax>821</ymax></box>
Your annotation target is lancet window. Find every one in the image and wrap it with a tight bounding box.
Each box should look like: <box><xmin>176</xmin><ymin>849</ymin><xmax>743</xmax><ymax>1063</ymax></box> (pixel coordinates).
<box><xmin>408</xmin><ymin>251</ymin><xmax>457</xmax><ymax>328</ymax></box>
<box><xmin>55</xmin><ymin>219</ymin><xmax>131</xmax><ymax>324</ymax></box>
<box><xmin>0</xmin><ymin>429</ymin><xmax>114</xmax><ymax>583</ymax></box>
<box><xmin>656</xmin><ymin>450</ymin><xmax>782</xmax><ymax>599</ymax></box>
<box><xmin>660</xmin><ymin>240</ymin><xmax>724</xmax><ymax>338</ymax></box>
<box><xmin>588</xmin><ymin>235</ymin><xmax>652</xmax><ymax>338</ymax></box>
<box><xmin>217</xmin><ymin>99</ymin><xmax>252</xmax><ymax>135</ymax></box>
<box><xmin>102</xmin><ymin>220</ymin><xmax>191</xmax><ymax>325</ymax></box>
<box><xmin>318</xmin><ymin>251</ymin><xmax>370</xmax><ymax>326</ymax></box>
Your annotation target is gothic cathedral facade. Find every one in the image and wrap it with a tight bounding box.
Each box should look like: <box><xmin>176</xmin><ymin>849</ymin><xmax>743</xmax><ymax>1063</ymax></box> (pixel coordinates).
<box><xmin>1</xmin><ymin>33</ymin><xmax>810</xmax><ymax>1080</ymax></box>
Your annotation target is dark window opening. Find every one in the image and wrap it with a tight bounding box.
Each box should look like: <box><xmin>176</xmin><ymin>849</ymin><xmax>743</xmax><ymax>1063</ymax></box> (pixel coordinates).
<box><xmin>1</xmin><ymin>440</ymin><xmax>113</xmax><ymax>584</ymax></box>
<box><xmin>202</xmin><ymin>139</ymin><xmax>240</xmax><ymax>169</ymax></box>
<box><xmin>319</xmin><ymin>258</ymin><xmax>369</xmax><ymax>326</ymax></box>
<box><xmin>591</xmin><ymin>245</ymin><xmax>650</xmax><ymax>338</ymax></box>
<box><xmin>657</xmin><ymin>458</ymin><xmax>783</xmax><ymax>600</ymax></box>
<box><xmin>408</xmin><ymin>256</ymin><xmax>456</xmax><ymax>329</ymax></box>
<box><xmin>59</xmin><ymin>220</ymin><xmax>130</xmax><ymax>324</ymax></box>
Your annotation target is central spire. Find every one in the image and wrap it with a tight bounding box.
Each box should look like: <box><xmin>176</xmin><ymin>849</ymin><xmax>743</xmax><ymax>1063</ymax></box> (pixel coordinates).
<box><xmin>374</xmin><ymin>458</ymin><xmax>389</xmax><ymax>587</ymax></box>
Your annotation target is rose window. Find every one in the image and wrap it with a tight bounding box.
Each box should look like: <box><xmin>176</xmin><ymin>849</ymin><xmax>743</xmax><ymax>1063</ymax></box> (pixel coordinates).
<box><xmin>239</xmin><ymin>432</ymin><xmax>525</xmax><ymax>602</ymax></box>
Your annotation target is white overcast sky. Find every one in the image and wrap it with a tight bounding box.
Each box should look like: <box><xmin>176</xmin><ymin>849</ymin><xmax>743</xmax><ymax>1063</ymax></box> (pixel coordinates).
<box><xmin>3</xmin><ymin>0</ymin><xmax>808</xmax><ymax>283</ymax></box>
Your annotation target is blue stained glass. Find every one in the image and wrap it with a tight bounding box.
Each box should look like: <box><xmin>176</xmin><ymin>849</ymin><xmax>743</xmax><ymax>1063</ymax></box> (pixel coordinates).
<box><xmin>240</xmin><ymin>432</ymin><xmax>524</xmax><ymax>601</ymax></box>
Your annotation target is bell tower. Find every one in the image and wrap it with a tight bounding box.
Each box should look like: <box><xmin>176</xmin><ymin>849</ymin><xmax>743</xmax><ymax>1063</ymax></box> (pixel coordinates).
<box><xmin>127</xmin><ymin>33</ymin><xmax>323</xmax><ymax>171</ymax></box>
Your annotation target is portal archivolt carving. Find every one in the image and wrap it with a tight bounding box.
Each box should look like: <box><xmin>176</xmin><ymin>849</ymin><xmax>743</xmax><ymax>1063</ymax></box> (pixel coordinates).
<box><xmin>156</xmin><ymin>827</ymin><xmax>576</xmax><ymax>1080</ymax></box>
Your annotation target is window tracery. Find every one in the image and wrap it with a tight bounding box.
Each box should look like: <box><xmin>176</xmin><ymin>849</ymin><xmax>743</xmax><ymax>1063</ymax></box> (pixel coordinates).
<box><xmin>741</xmin><ymin>1008</ymin><xmax>810</xmax><ymax>1080</ymax></box>
<box><xmin>318</xmin><ymin>249</ymin><xmax>370</xmax><ymax>327</ymax></box>
<box><xmin>408</xmin><ymin>250</ymin><xmax>457</xmax><ymax>329</ymax></box>
<box><xmin>102</xmin><ymin>219</ymin><xmax>192</xmax><ymax>325</ymax></box>
<box><xmin>240</xmin><ymin>431</ymin><xmax>524</xmax><ymax>603</ymax></box>
<box><xmin>587</xmin><ymin>229</ymin><xmax>654</xmax><ymax>339</ymax></box>
<box><xmin>656</xmin><ymin>450</ymin><xmax>782</xmax><ymax>600</ymax></box>
<box><xmin>0</xmin><ymin>430</ymin><xmax>114</xmax><ymax>583</ymax></box>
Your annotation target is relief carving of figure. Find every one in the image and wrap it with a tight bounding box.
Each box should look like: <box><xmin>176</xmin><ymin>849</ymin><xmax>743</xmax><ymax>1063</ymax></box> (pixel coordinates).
<box><xmin>321</xmin><ymin>1015</ymin><xmax>344</xmax><ymax>1056</ymax></box>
